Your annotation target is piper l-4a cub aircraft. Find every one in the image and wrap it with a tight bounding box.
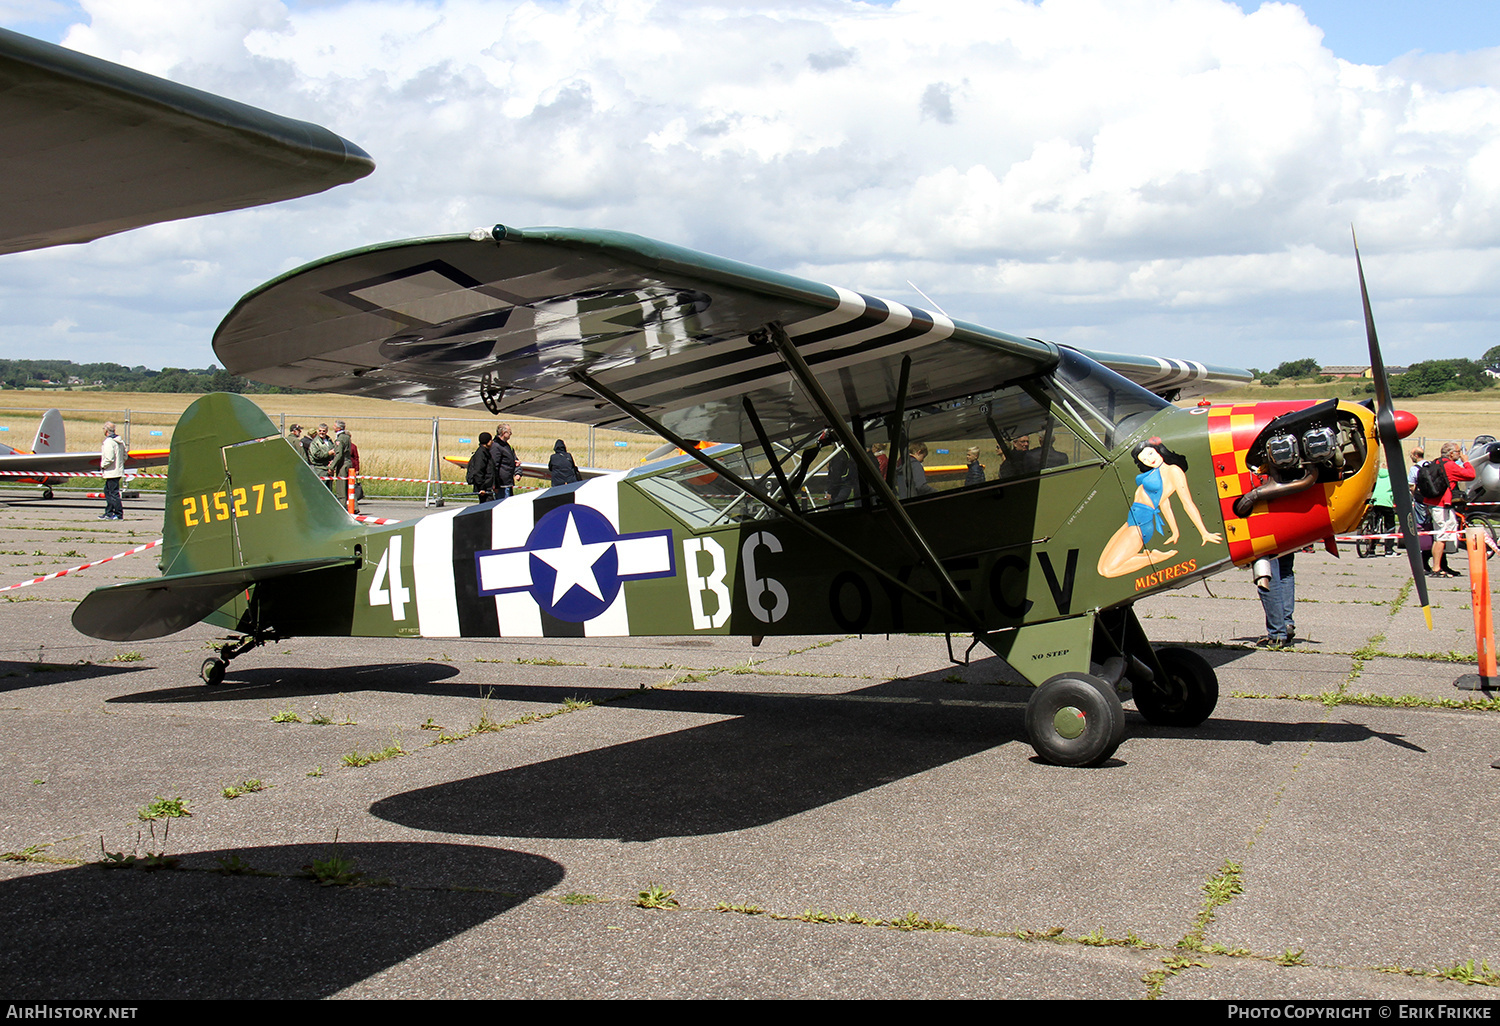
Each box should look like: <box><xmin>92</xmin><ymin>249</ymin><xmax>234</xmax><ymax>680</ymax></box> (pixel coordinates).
<box><xmin>73</xmin><ymin>225</ymin><xmax>1426</xmax><ymax>767</ymax></box>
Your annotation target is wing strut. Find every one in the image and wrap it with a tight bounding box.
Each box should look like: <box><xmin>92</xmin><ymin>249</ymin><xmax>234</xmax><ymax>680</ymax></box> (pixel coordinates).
<box><xmin>570</xmin><ymin>368</ymin><xmax>977</xmax><ymax>630</ymax></box>
<box><xmin>885</xmin><ymin>356</ymin><xmax>912</xmax><ymax>492</ymax></box>
<box><xmin>742</xmin><ymin>397</ymin><xmax>801</xmax><ymax>514</ymax></box>
<box><xmin>758</xmin><ymin>322</ymin><xmax>988</xmax><ymax>636</ymax></box>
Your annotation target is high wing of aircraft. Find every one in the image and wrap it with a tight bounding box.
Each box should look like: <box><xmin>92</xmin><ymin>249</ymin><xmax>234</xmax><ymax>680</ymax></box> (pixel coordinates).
<box><xmin>0</xmin><ymin>26</ymin><xmax>373</xmax><ymax>254</ymax></box>
<box><xmin>73</xmin><ymin>225</ymin><xmax>1424</xmax><ymax>767</ymax></box>
<box><xmin>0</xmin><ymin>408</ymin><xmax>170</xmax><ymax>497</ymax></box>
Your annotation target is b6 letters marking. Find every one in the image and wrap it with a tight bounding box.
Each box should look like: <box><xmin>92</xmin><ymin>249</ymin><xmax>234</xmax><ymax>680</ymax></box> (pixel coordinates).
<box><xmin>181</xmin><ymin>481</ymin><xmax>288</xmax><ymax>527</ymax></box>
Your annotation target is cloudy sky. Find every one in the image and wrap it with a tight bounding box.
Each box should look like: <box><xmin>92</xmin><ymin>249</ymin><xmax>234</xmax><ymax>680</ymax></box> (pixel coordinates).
<box><xmin>3</xmin><ymin>0</ymin><xmax>1500</xmax><ymax>377</ymax></box>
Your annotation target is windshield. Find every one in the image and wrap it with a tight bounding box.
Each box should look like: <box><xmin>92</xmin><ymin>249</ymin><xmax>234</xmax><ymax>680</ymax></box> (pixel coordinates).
<box><xmin>1048</xmin><ymin>348</ymin><xmax>1170</xmax><ymax>449</ymax></box>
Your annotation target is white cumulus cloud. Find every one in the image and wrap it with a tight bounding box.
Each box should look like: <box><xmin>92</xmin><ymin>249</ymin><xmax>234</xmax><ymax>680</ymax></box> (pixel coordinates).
<box><xmin>1</xmin><ymin>0</ymin><xmax>1498</xmax><ymax>372</ymax></box>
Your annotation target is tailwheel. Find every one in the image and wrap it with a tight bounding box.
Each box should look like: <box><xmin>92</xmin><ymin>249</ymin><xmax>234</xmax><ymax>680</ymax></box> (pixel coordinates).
<box><xmin>198</xmin><ymin>631</ymin><xmax>278</xmax><ymax>685</ymax></box>
<box><xmin>1025</xmin><ymin>673</ymin><xmax>1125</xmax><ymax>767</ymax></box>
<box><xmin>1134</xmin><ymin>646</ymin><xmax>1218</xmax><ymax>727</ymax></box>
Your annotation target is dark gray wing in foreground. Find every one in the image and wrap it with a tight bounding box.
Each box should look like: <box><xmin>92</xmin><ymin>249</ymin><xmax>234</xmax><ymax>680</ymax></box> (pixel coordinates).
<box><xmin>0</xmin><ymin>26</ymin><xmax>373</xmax><ymax>254</ymax></box>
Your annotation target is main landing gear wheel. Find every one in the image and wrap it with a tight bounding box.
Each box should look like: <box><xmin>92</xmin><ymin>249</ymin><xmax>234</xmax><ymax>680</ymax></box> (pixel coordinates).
<box><xmin>1025</xmin><ymin>673</ymin><xmax>1125</xmax><ymax>767</ymax></box>
<box><xmin>40</xmin><ymin>488</ymin><xmax>53</xmax><ymax>501</ymax></box>
<box><xmin>200</xmin><ymin>657</ymin><xmax>226</xmax><ymax>686</ymax></box>
<box><xmin>1134</xmin><ymin>646</ymin><xmax>1218</xmax><ymax>727</ymax></box>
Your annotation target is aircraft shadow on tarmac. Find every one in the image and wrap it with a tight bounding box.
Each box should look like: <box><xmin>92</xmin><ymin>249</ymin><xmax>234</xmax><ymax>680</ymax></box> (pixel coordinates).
<box><xmin>0</xmin><ymin>841</ymin><xmax>563</xmax><ymax>999</ymax></box>
<box><xmin>370</xmin><ymin>678</ymin><xmax>1420</xmax><ymax>841</ymax></box>
<box><xmin>107</xmin><ymin>662</ymin><xmax>466</xmax><ymax>704</ymax></box>
<box><xmin>0</xmin><ymin>659</ymin><xmax>143</xmax><ymax>694</ymax></box>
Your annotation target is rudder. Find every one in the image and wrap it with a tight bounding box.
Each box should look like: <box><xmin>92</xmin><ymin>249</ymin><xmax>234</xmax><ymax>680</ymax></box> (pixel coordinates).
<box><xmin>162</xmin><ymin>393</ymin><xmax>354</xmax><ymax>577</ymax></box>
<box><xmin>31</xmin><ymin>409</ymin><xmax>63</xmax><ymax>454</ymax></box>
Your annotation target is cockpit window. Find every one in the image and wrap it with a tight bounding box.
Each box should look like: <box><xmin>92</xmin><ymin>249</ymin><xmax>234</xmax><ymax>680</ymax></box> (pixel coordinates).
<box><xmin>630</xmin><ymin>350</ymin><xmax>1161</xmax><ymax>525</ymax></box>
<box><xmin>1046</xmin><ymin>348</ymin><xmax>1170</xmax><ymax>449</ymax></box>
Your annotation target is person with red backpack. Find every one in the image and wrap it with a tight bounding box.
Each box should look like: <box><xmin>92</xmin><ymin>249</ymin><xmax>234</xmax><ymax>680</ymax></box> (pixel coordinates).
<box><xmin>1414</xmin><ymin>441</ymin><xmax>1476</xmax><ymax>578</ymax></box>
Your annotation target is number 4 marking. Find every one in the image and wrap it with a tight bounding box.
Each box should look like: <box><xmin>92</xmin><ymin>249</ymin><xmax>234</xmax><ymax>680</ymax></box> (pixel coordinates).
<box><xmin>369</xmin><ymin>536</ymin><xmax>410</xmax><ymax>620</ymax></box>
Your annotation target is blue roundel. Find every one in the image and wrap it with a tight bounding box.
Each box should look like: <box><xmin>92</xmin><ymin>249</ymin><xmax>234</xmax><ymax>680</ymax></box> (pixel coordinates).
<box><xmin>525</xmin><ymin>505</ymin><xmax>622</xmax><ymax>622</ymax></box>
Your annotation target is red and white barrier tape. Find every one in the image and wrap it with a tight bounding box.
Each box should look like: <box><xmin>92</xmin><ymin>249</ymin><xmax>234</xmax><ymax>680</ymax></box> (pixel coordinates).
<box><xmin>1334</xmin><ymin>530</ymin><xmax>1500</xmax><ymax>543</ymax></box>
<box><xmin>0</xmin><ymin>470</ymin><xmax>169</xmax><ymax>479</ymax></box>
<box><xmin>0</xmin><ymin>469</ymin><xmax>467</xmax><ymax>485</ymax></box>
<box><xmin>0</xmin><ymin>538</ymin><xmax>161</xmax><ymax>593</ymax></box>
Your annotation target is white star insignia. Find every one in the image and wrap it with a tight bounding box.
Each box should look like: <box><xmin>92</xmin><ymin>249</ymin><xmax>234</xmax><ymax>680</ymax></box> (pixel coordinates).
<box><xmin>531</xmin><ymin>510</ymin><xmax>614</xmax><ymax>605</ymax></box>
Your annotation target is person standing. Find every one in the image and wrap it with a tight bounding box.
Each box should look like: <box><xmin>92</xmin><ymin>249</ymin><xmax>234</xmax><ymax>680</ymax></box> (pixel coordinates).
<box><xmin>287</xmin><ymin>423</ymin><xmax>309</xmax><ymax>462</ymax></box>
<box><xmin>346</xmin><ymin>429</ymin><xmax>362</xmax><ymax>512</ymax></box>
<box><xmin>963</xmin><ymin>446</ymin><xmax>986</xmax><ymax>487</ymax></box>
<box><xmin>1255</xmin><ymin>553</ymin><xmax>1296</xmax><ymax>647</ymax></box>
<box><xmin>468</xmin><ymin>432</ymin><xmax>494</xmax><ymax>503</ymax></box>
<box><xmin>896</xmin><ymin>442</ymin><xmax>935</xmax><ymax>499</ymax></box>
<box><xmin>490</xmin><ymin>423</ymin><xmax>517</xmax><ymax>501</ymax></box>
<box><xmin>825</xmin><ymin>445</ymin><xmax>854</xmax><ymax>508</ymax></box>
<box><xmin>1408</xmin><ymin>446</ymin><xmax>1433</xmax><ymax>572</ymax></box>
<box><xmin>308</xmin><ymin>423</ymin><xmax>336</xmax><ymax>489</ymax></box>
<box><xmin>1420</xmin><ymin>441</ymin><xmax>1476</xmax><ymax>578</ymax></box>
<box><xmin>548</xmin><ymin>439</ymin><xmax>581</xmax><ymax>487</ymax></box>
<box><xmin>331</xmin><ymin>420</ymin><xmax>353</xmax><ymax>504</ymax></box>
<box><xmin>1368</xmin><ymin>462</ymin><xmax>1397</xmax><ymax>556</ymax></box>
<box><xmin>99</xmin><ymin>421</ymin><xmax>126</xmax><ymax>520</ymax></box>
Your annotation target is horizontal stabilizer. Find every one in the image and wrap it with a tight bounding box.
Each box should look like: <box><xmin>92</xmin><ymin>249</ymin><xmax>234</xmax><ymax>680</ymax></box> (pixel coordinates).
<box><xmin>72</xmin><ymin>556</ymin><xmax>356</xmax><ymax>642</ymax></box>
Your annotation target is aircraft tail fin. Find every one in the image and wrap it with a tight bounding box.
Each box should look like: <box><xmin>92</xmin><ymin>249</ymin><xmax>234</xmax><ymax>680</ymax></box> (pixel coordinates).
<box><xmin>31</xmin><ymin>408</ymin><xmax>62</xmax><ymax>454</ymax></box>
<box><xmin>161</xmin><ymin>392</ymin><xmax>356</xmax><ymax>579</ymax></box>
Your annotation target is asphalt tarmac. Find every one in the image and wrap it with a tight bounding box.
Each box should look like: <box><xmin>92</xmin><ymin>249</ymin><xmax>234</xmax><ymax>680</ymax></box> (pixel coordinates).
<box><xmin>0</xmin><ymin>492</ymin><xmax>1496</xmax><ymax>1000</ymax></box>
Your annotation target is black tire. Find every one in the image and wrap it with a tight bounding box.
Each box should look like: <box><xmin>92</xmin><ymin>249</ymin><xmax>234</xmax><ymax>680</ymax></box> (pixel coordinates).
<box><xmin>1136</xmin><ymin>647</ymin><xmax>1218</xmax><ymax>727</ymax></box>
<box><xmin>200</xmin><ymin>658</ymin><xmax>226</xmax><ymax>686</ymax></box>
<box><xmin>1025</xmin><ymin>673</ymin><xmax>1125</xmax><ymax>767</ymax></box>
<box><xmin>1356</xmin><ymin>510</ymin><xmax>1379</xmax><ymax>558</ymax></box>
<box><xmin>40</xmin><ymin>488</ymin><xmax>53</xmax><ymax>501</ymax></box>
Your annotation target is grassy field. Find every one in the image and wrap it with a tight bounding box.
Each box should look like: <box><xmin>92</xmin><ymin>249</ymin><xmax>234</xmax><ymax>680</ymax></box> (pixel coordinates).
<box><xmin>0</xmin><ymin>391</ymin><xmax>660</xmax><ymax>498</ymax></box>
<box><xmin>3</xmin><ymin>380</ymin><xmax>1494</xmax><ymax>499</ymax></box>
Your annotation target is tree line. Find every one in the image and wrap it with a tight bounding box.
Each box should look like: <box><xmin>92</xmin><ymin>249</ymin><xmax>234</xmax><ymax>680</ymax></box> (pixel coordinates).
<box><xmin>0</xmin><ymin>360</ymin><xmax>295</xmax><ymax>394</ymax></box>
<box><xmin>1247</xmin><ymin>353</ymin><xmax>1499</xmax><ymax>397</ymax></box>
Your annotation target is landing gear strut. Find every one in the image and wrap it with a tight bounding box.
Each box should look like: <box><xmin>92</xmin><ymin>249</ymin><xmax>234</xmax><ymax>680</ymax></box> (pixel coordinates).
<box><xmin>1081</xmin><ymin>603</ymin><xmax>1221</xmax><ymax>738</ymax></box>
<box><xmin>199</xmin><ymin>631</ymin><xmax>278</xmax><ymax>685</ymax></box>
<box><xmin>1134</xmin><ymin>646</ymin><xmax>1218</xmax><ymax>727</ymax></box>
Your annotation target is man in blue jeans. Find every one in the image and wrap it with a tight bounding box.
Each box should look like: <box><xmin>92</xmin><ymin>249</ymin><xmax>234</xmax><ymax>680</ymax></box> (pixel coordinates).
<box><xmin>1256</xmin><ymin>552</ymin><xmax>1295</xmax><ymax>648</ymax></box>
<box><xmin>99</xmin><ymin>421</ymin><xmax>126</xmax><ymax>521</ymax></box>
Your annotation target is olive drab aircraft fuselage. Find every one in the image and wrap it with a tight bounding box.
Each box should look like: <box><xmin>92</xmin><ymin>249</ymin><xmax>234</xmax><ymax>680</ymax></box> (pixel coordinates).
<box><xmin>70</xmin><ymin>225</ymin><xmax>1420</xmax><ymax>766</ymax></box>
<box><xmin>75</xmin><ymin>381</ymin><xmax>1387</xmax><ymax>765</ymax></box>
